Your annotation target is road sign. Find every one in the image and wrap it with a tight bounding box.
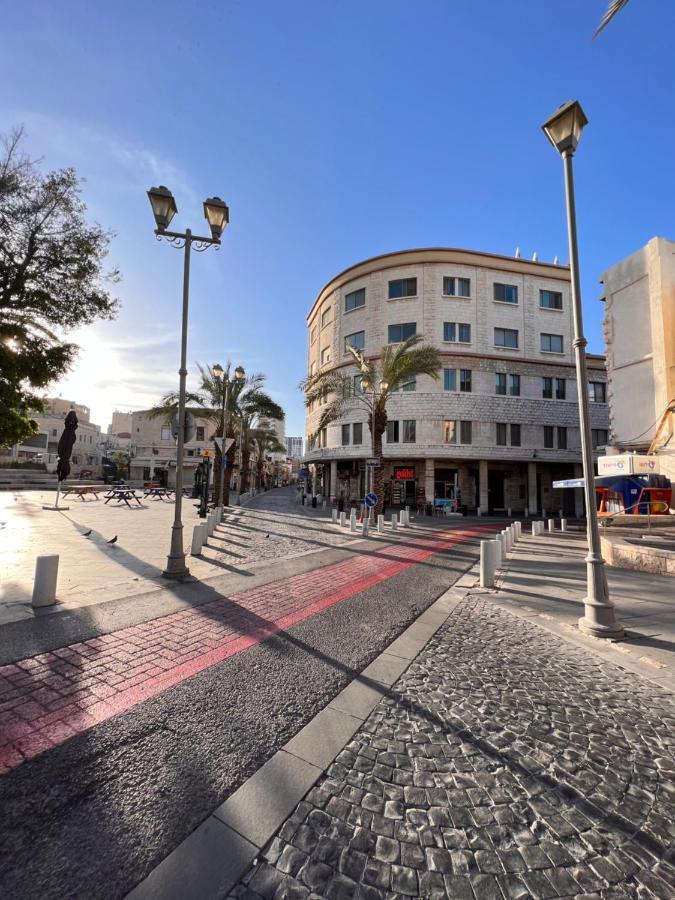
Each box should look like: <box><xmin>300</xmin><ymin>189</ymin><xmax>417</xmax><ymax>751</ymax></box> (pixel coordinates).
<box><xmin>201</xmin><ymin>449</ymin><xmax>213</xmax><ymax>459</ymax></box>
<box><xmin>366</xmin><ymin>458</ymin><xmax>379</xmax><ymax>467</ymax></box>
<box><xmin>365</xmin><ymin>492</ymin><xmax>378</xmax><ymax>509</ymax></box>
<box><xmin>214</xmin><ymin>436</ymin><xmax>235</xmax><ymax>454</ymax></box>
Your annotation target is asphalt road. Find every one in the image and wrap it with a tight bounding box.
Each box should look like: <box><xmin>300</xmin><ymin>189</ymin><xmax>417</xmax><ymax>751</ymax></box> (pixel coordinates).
<box><xmin>0</xmin><ymin>515</ymin><xmax>487</xmax><ymax>900</ymax></box>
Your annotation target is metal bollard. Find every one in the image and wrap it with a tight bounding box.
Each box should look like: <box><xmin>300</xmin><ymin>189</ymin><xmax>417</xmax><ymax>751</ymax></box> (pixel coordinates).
<box><xmin>191</xmin><ymin>525</ymin><xmax>203</xmax><ymax>555</ymax></box>
<box><xmin>480</xmin><ymin>540</ymin><xmax>495</xmax><ymax>588</ymax></box>
<box><xmin>377</xmin><ymin>514</ymin><xmax>384</xmax><ymax>533</ymax></box>
<box><xmin>32</xmin><ymin>554</ymin><xmax>59</xmax><ymax>607</ymax></box>
<box><xmin>548</xmin><ymin>518</ymin><xmax>555</xmax><ymax>532</ymax></box>
<box><xmin>339</xmin><ymin>511</ymin><xmax>346</xmax><ymax>527</ymax></box>
<box><xmin>331</xmin><ymin>508</ymin><xmax>338</xmax><ymax>523</ymax></box>
<box><xmin>561</xmin><ymin>518</ymin><xmax>567</xmax><ymax>532</ymax></box>
<box><xmin>492</xmin><ymin>537</ymin><xmax>503</xmax><ymax>567</ymax></box>
<box><xmin>350</xmin><ymin>510</ymin><xmax>357</xmax><ymax>533</ymax></box>
<box><xmin>391</xmin><ymin>513</ymin><xmax>398</xmax><ymax>530</ymax></box>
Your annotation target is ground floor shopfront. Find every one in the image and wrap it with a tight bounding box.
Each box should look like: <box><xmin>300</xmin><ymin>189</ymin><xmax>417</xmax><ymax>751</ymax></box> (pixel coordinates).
<box><xmin>309</xmin><ymin>457</ymin><xmax>584</xmax><ymax>517</ymax></box>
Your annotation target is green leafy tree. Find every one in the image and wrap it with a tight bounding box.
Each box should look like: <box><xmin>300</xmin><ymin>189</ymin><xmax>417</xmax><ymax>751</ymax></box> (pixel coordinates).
<box><xmin>150</xmin><ymin>363</ymin><xmax>284</xmax><ymax>505</ymax></box>
<box><xmin>302</xmin><ymin>335</ymin><xmax>441</xmax><ymax>517</ymax></box>
<box><xmin>250</xmin><ymin>423</ymin><xmax>286</xmax><ymax>490</ymax></box>
<box><xmin>0</xmin><ymin>127</ymin><xmax>119</xmax><ymax>447</ymax></box>
<box><xmin>594</xmin><ymin>1</ymin><xmax>630</xmax><ymax>37</ymax></box>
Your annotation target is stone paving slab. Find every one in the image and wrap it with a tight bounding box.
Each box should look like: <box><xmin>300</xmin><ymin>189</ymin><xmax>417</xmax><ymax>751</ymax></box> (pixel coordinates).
<box><xmin>228</xmin><ymin>595</ymin><xmax>675</xmax><ymax>899</ymax></box>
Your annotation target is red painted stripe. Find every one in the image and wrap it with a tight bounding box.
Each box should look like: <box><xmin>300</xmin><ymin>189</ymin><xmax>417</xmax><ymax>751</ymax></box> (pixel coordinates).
<box><xmin>0</xmin><ymin>525</ymin><xmax>497</xmax><ymax>773</ymax></box>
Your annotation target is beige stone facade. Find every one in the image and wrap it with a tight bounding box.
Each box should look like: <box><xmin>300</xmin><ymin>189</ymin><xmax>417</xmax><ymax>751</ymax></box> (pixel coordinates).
<box><xmin>601</xmin><ymin>236</ymin><xmax>675</xmax><ymax>485</ymax></box>
<box><xmin>304</xmin><ymin>248</ymin><xmax>609</xmax><ymax>514</ymax></box>
<box><xmin>128</xmin><ymin>410</ymin><xmax>214</xmax><ymax>487</ymax></box>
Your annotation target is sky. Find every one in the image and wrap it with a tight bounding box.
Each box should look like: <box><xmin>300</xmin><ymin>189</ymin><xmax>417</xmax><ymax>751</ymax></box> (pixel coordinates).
<box><xmin>2</xmin><ymin>0</ymin><xmax>674</xmax><ymax>438</ymax></box>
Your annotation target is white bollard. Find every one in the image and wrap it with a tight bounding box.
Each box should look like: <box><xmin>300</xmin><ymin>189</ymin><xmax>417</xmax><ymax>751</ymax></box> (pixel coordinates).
<box><xmin>377</xmin><ymin>514</ymin><xmax>384</xmax><ymax>533</ymax></box>
<box><xmin>477</xmin><ymin>507</ymin><xmax>482</xmax><ymax>517</ymax></box>
<box><xmin>322</xmin><ymin>500</ymin><xmax>327</xmax><ymax>509</ymax></box>
<box><xmin>391</xmin><ymin>513</ymin><xmax>398</xmax><ymax>530</ymax></box>
<box><xmin>561</xmin><ymin>518</ymin><xmax>568</xmax><ymax>532</ymax></box>
<box><xmin>350</xmin><ymin>510</ymin><xmax>357</xmax><ymax>533</ymax></box>
<box><xmin>531</xmin><ymin>522</ymin><xmax>538</xmax><ymax>536</ymax></box>
<box><xmin>516</xmin><ymin>521</ymin><xmax>522</xmax><ymax>539</ymax></box>
<box><xmin>501</xmin><ymin>529</ymin><xmax>509</xmax><ymax>553</ymax></box>
<box><xmin>495</xmin><ymin>533</ymin><xmax>505</xmax><ymax>560</ymax></box>
<box><xmin>32</xmin><ymin>555</ymin><xmax>59</xmax><ymax>608</ymax></box>
<box><xmin>208</xmin><ymin>513</ymin><xmax>217</xmax><ymax>536</ymax></box>
<box><xmin>510</xmin><ymin>524</ymin><xmax>517</xmax><ymax>545</ymax></box>
<box><xmin>492</xmin><ymin>537</ymin><xmax>503</xmax><ymax>567</ymax></box>
<box><xmin>480</xmin><ymin>540</ymin><xmax>495</xmax><ymax>588</ymax></box>
<box><xmin>558</xmin><ymin>509</ymin><xmax>563</xmax><ymax>520</ymax></box>
<box><xmin>339</xmin><ymin>511</ymin><xmax>346</xmax><ymax>527</ymax></box>
<box><xmin>331</xmin><ymin>509</ymin><xmax>338</xmax><ymax>523</ymax></box>
<box><xmin>538</xmin><ymin>521</ymin><xmax>545</xmax><ymax>535</ymax></box>
<box><xmin>191</xmin><ymin>525</ymin><xmax>204</xmax><ymax>555</ymax></box>
<box><xmin>199</xmin><ymin>522</ymin><xmax>209</xmax><ymax>546</ymax></box>
<box><xmin>548</xmin><ymin>518</ymin><xmax>555</xmax><ymax>533</ymax></box>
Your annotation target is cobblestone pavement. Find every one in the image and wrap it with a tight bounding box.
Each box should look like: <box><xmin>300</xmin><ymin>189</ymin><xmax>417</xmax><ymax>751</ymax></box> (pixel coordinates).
<box><xmin>231</xmin><ymin>597</ymin><xmax>675</xmax><ymax>899</ymax></box>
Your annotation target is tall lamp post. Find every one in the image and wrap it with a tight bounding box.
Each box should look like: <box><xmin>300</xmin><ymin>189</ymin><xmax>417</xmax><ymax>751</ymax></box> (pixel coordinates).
<box><xmin>147</xmin><ymin>185</ymin><xmax>230</xmax><ymax>577</ymax></box>
<box><xmin>542</xmin><ymin>101</ymin><xmax>623</xmax><ymax>638</ymax></box>
<box><xmin>212</xmin><ymin>363</ymin><xmax>245</xmax><ymax>511</ymax></box>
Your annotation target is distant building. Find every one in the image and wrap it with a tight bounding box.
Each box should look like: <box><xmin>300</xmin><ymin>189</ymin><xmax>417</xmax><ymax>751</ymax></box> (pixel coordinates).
<box><xmin>266</xmin><ymin>418</ymin><xmax>287</xmax><ymax>463</ymax></box>
<box><xmin>128</xmin><ymin>410</ymin><xmax>214</xmax><ymax>487</ymax></box>
<box><xmin>285</xmin><ymin>436</ymin><xmax>304</xmax><ymax>459</ymax></box>
<box><xmin>108</xmin><ymin>411</ymin><xmax>133</xmax><ymax>436</ymax></box>
<box><xmin>600</xmin><ymin>236</ymin><xmax>675</xmax><ymax>485</ymax></box>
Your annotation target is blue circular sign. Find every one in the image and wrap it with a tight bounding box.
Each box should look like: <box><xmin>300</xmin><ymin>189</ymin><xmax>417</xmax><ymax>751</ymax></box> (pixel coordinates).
<box><xmin>365</xmin><ymin>492</ymin><xmax>378</xmax><ymax>509</ymax></box>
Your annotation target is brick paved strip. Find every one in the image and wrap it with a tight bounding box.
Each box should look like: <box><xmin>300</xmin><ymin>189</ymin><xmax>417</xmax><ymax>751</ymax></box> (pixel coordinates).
<box><xmin>0</xmin><ymin>525</ymin><xmax>497</xmax><ymax>774</ymax></box>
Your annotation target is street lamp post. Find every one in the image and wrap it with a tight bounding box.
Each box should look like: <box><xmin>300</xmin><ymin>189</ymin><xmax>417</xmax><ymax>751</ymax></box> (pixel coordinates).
<box><xmin>542</xmin><ymin>101</ymin><xmax>623</xmax><ymax>638</ymax></box>
<box><xmin>147</xmin><ymin>186</ymin><xmax>230</xmax><ymax>578</ymax></box>
<box><xmin>213</xmin><ymin>363</ymin><xmax>245</xmax><ymax>512</ymax></box>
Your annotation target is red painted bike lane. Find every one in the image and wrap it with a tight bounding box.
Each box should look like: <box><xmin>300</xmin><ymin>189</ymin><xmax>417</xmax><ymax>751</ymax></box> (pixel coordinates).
<box><xmin>0</xmin><ymin>524</ymin><xmax>498</xmax><ymax>774</ymax></box>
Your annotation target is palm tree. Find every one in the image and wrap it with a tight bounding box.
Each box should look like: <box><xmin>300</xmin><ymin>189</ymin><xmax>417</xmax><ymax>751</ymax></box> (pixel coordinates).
<box><xmin>594</xmin><ymin>1</ymin><xmax>630</xmax><ymax>38</ymax></box>
<box><xmin>249</xmin><ymin>423</ymin><xmax>286</xmax><ymax>490</ymax></box>
<box><xmin>302</xmin><ymin>335</ymin><xmax>442</xmax><ymax>517</ymax></box>
<box><xmin>150</xmin><ymin>364</ymin><xmax>284</xmax><ymax>506</ymax></box>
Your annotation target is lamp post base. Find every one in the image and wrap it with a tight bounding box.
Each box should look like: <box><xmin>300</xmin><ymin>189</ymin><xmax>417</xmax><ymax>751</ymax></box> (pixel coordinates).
<box><xmin>578</xmin><ymin>612</ymin><xmax>625</xmax><ymax>639</ymax></box>
<box><xmin>163</xmin><ymin>523</ymin><xmax>190</xmax><ymax>578</ymax></box>
<box><xmin>577</xmin><ymin>556</ymin><xmax>624</xmax><ymax>639</ymax></box>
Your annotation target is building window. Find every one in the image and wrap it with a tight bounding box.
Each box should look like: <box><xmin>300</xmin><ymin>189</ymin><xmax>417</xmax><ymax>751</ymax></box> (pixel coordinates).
<box><xmin>510</xmin><ymin>424</ymin><xmax>521</xmax><ymax>447</ymax></box>
<box><xmin>541</xmin><ymin>333</ymin><xmax>564</xmax><ymax>353</ymax></box>
<box><xmin>509</xmin><ymin>374</ymin><xmax>520</xmax><ymax>396</ymax></box>
<box><xmin>542</xmin><ymin>377</ymin><xmax>553</xmax><ymax>399</ymax></box>
<box><xmin>353</xmin><ymin>374</ymin><xmax>363</xmax><ymax>395</ymax></box>
<box><xmin>386</xmin><ymin>420</ymin><xmax>399</xmax><ymax>443</ymax></box>
<box><xmin>443</xmin><ymin>420</ymin><xmax>457</xmax><ymax>444</ymax></box>
<box><xmin>353</xmin><ymin>423</ymin><xmax>363</xmax><ymax>444</ymax></box>
<box><xmin>344</xmin><ymin>331</ymin><xmax>365</xmax><ymax>353</ymax></box>
<box><xmin>321</xmin><ymin>307</ymin><xmax>332</xmax><ymax>328</ymax></box>
<box><xmin>388</xmin><ymin>278</ymin><xmax>417</xmax><ymax>299</ymax></box>
<box><xmin>443</xmin><ymin>276</ymin><xmax>471</xmax><ymax>297</ymax></box>
<box><xmin>320</xmin><ymin>346</ymin><xmax>331</xmax><ymax>365</ymax></box>
<box><xmin>557</xmin><ymin>426</ymin><xmax>567</xmax><ymax>449</ymax></box>
<box><xmin>592</xmin><ymin>428</ymin><xmax>608</xmax><ymax>449</ymax></box>
<box><xmin>494</xmin><ymin>283</ymin><xmax>518</xmax><ymax>304</ymax></box>
<box><xmin>388</xmin><ymin>322</ymin><xmax>416</xmax><ymax>343</ymax></box>
<box><xmin>345</xmin><ymin>288</ymin><xmax>365</xmax><ymax>312</ymax></box>
<box><xmin>399</xmin><ymin>375</ymin><xmax>416</xmax><ymax>392</ymax></box>
<box><xmin>496</xmin><ymin>422</ymin><xmax>507</xmax><ymax>446</ymax></box>
<box><xmin>161</xmin><ymin>426</ymin><xmax>171</xmax><ymax>441</ymax></box>
<box><xmin>540</xmin><ymin>289</ymin><xmax>563</xmax><ymax>310</ymax></box>
<box><xmin>494</xmin><ymin>327</ymin><xmax>519</xmax><ymax>349</ymax></box>
<box><xmin>341</xmin><ymin>424</ymin><xmax>350</xmax><ymax>446</ymax></box>
<box><xmin>495</xmin><ymin>373</ymin><xmax>506</xmax><ymax>395</ymax></box>
<box><xmin>196</xmin><ymin>426</ymin><xmax>205</xmax><ymax>442</ymax></box>
<box><xmin>402</xmin><ymin>420</ymin><xmax>416</xmax><ymax>443</ymax></box>
<box><xmin>443</xmin><ymin>368</ymin><xmax>457</xmax><ymax>391</ymax></box>
<box><xmin>310</xmin><ymin>326</ymin><xmax>317</xmax><ymax>345</ymax></box>
<box><xmin>544</xmin><ymin>426</ymin><xmax>554</xmax><ymax>448</ymax></box>
<box><xmin>459</xmin><ymin>369</ymin><xmax>472</xmax><ymax>392</ymax></box>
<box><xmin>588</xmin><ymin>381</ymin><xmax>607</xmax><ymax>403</ymax></box>
<box><xmin>443</xmin><ymin>322</ymin><xmax>470</xmax><ymax>343</ymax></box>
<box><xmin>460</xmin><ymin>420</ymin><xmax>472</xmax><ymax>444</ymax></box>
<box><xmin>555</xmin><ymin>378</ymin><xmax>566</xmax><ymax>400</ymax></box>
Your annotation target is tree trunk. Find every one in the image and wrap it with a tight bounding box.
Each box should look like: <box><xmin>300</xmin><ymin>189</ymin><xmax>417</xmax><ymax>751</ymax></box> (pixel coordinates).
<box><xmin>241</xmin><ymin>445</ymin><xmax>251</xmax><ymax>493</ymax></box>
<box><xmin>213</xmin><ymin>442</ymin><xmax>223</xmax><ymax>505</ymax></box>
<box><xmin>223</xmin><ymin>442</ymin><xmax>237</xmax><ymax>506</ymax></box>
<box><xmin>372</xmin><ymin>428</ymin><xmax>385</xmax><ymax>519</ymax></box>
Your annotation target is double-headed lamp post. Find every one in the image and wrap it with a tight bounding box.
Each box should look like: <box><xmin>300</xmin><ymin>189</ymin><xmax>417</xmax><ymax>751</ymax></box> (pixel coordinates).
<box><xmin>212</xmin><ymin>363</ymin><xmax>245</xmax><ymax>511</ymax></box>
<box><xmin>148</xmin><ymin>185</ymin><xmax>230</xmax><ymax>578</ymax></box>
<box><xmin>542</xmin><ymin>101</ymin><xmax>623</xmax><ymax>639</ymax></box>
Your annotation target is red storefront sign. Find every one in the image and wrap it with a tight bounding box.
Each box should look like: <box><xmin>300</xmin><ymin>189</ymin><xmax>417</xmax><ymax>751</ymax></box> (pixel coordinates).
<box><xmin>393</xmin><ymin>467</ymin><xmax>415</xmax><ymax>480</ymax></box>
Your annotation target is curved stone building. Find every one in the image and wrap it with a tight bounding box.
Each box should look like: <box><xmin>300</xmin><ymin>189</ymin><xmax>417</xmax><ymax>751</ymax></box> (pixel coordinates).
<box><xmin>304</xmin><ymin>248</ymin><xmax>609</xmax><ymax>515</ymax></box>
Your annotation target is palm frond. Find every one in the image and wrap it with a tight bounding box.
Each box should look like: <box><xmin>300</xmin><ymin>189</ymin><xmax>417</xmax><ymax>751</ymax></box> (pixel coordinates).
<box><xmin>593</xmin><ymin>0</ymin><xmax>630</xmax><ymax>38</ymax></box>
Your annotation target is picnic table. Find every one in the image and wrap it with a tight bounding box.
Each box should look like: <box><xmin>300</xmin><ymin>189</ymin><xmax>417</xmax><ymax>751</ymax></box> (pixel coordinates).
<box><xmin>143</xmin><ymin>486</ymin><xmax>173</xmax><ymax>501</ymax></box>
<box><xmin>61</xmin><ymin>484</ymin><xmax>104</xmax><ymax>501</ymax></box>
<box><xmin>104</xmin><ymin>487</ymin><xmax>142</xmax><ymax>508</ymax></box>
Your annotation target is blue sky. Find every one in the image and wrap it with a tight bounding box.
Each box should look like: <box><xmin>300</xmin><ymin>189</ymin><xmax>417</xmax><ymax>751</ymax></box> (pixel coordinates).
<box><xmin>2</xmin><ymin>0</ymin><xmax>674</xmax><ymax>437</ymax></box>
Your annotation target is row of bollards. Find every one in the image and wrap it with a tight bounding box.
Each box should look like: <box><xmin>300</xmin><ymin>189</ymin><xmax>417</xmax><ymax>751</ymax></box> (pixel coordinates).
<box><xmin>480</xmin><ymin>521</ymin><xmax>522</xmax><ymax>588</ymax></box>
<box><xmin>531</xmin><ymin>518</ymin><xmax>567</xmax><ymax>536</ymax></box>
<box><xmin>331</xmin><ymin>507</ymin><xmax>411</xmax><ymax>535</ymax></box>
<box><xmin>190</xmin><ymin>506</ymin><xmax>224</xmax><ymax>556</ymax></box>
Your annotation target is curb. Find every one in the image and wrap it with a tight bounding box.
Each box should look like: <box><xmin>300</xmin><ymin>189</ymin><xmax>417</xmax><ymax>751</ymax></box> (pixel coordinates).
<box><xmin>124</xmin><ymin>573</ymin><xmax>476</xmax><ymax>899</ymax></box>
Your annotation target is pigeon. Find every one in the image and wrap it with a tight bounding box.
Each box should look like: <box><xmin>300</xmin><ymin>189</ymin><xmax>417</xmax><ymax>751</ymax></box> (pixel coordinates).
<box><xmin>83</xmin><ymin>529</ymin><xmax>92</xmax><ymax>537</ymax></box>
<box><xmin>107</xmin><ymin>535</ymin><xmax>118</xmax><ymax>545</ymax></box>
<box><xmin>265</xmin><ymin>534</ymin><xmax>270</xmax><ymax>538</ymax></box>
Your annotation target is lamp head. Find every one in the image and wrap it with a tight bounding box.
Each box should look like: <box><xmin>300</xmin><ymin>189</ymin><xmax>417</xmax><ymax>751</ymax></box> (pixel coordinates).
<box><xmin>147</xmin><ymin>185</ymin><xmax>177</xmax><ymax>231</ymax></box>
<box><xmin>542</xmin><ymin>100</ymin><xmax>588</xmax><ymax>155</ymax></box>
<box><xmin>203</xmin><ymin>196</ymin><xmax>229</xmax><ymax>241</ymax></box>
<box><xmin>379</xmin><ymin>379</ymin><xmax>389</xmax><ymax>392</ymax></box>
<box><xmin>212</xmin><ymin>363</ymin><xmax>224</xmax><ymax>379</ymax></box>
<box><xmin>234</xmin><ymin>365</ymin><xmax>245</xmax><ymax>381</ymax></box>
